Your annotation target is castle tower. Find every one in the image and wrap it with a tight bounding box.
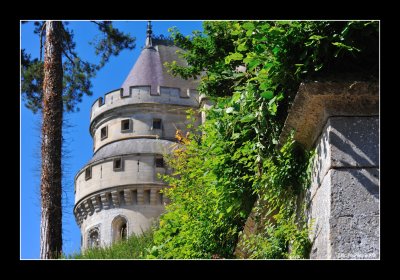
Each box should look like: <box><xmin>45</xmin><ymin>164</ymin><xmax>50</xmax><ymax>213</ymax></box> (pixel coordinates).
<box><xmin>73</xmin><ymin>22</ymin><xmax>202</xmax><ymax>250</ymax></box>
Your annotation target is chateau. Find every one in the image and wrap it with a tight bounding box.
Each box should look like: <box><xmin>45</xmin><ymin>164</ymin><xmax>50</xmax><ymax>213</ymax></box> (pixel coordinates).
<box><xmin>73</xmin><ymin>22</ymin><xmax>208</xmax><ymax>250</ymax></box>
<box><xmin>73</xmin><ymin>22</ymin><xmax>379</xmax><ymax>259</ymax></box>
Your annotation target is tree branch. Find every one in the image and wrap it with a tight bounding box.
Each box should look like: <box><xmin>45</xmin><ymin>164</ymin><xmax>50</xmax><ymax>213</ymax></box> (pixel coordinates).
<box><xmin>39</xmin><ymin>22</ymin><xmax>46</xmax><ymax>61</ymax></box>
<box><xmin>62</xmin><ymin>49</ymin><xmax>75</xmax><ymax>65</ymax></box>
<box><xmin>90</xmin><ymin>21</ymin><xmax>103</xmax><ymax>27</ymax></box>
<box><xmin>61</xmin><ymin>26</ymin><xmax>78</xmax><ymax>64</ymax></box>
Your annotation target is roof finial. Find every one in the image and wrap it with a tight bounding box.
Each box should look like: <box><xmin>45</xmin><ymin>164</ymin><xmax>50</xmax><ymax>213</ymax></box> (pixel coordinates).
<box><xmin>145</xmin><ymin>20</ymin><xmax>153</xmax><ymax>48</ymax></box>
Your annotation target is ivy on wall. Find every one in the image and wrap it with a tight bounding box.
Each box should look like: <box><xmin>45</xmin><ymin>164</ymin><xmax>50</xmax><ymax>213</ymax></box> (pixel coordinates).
<box><xmin>147</xmin><ymin>20</ymin><xmax>378</xmax><ymax>259</ymax></box>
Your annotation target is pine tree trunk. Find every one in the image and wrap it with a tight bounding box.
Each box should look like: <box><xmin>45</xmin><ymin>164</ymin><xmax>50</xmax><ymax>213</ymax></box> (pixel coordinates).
<box><xmin>40</xmin><ymin>21</ymin><xmax>63</xmax><ymax>259</ymax></box>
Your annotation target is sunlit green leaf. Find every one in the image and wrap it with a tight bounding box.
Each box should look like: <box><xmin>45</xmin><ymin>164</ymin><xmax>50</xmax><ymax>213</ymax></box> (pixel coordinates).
<box><xmin>309</xmin><ymin>35</ymin><xmax>326</xmax><ymax>41</ymax></box>
<box><xmin>231</xmin><ymin>30</ymin><xmax>241</xmax><ymax>35</ymax></box>
<box><xmin>225</xmin><ymin>52</ymin><xmax>243</xmax><ymax>64</ymax></box>
<box><xmin>269</xmin><ymin>102</ymin><xmax>277</xmax><ymax>115</ymax></box>
<box><xmin>243</xmin><ymin>22</ymin><xmax>255</xmax><ymax>31</ymax></box>
<box><xmin>240</xmin><ymin>114</ymin><xmax>256</xmax><ymax>123</ymax></box>
<box><xmin>261</xmin><ymin>91</ymin><xmax>274</xmax><ymax>99</ymax></box>
<box><xmin>231</xmin><ymin>92</ymin><xmax>241</xmax><ymax>102</ymax></box>
<box><xmin>238</xmin><ymin>43</ymin><xmax>248</xmax><ymax>51</ymax></box>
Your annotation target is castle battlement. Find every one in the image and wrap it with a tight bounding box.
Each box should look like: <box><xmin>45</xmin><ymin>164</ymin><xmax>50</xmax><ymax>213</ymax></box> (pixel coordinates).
<box><xmin>90</xmin><ymin>87</ymin><xmax>200</xmax><ymax>123</ymax></box>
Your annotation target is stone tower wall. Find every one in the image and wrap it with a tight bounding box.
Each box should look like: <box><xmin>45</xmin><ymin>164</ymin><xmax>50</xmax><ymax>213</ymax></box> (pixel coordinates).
<box><xmin>90</xmin><ymin>104</ymin><xmax>200</xmax><ymax>153</ymax></box>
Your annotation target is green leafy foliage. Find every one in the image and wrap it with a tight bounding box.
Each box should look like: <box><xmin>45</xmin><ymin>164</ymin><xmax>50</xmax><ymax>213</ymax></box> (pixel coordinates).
<box><xmin>148</xmin><ymin>110</ymin><xmax>257</xmax><ymax>259</ymax></box>
<box><xmin>147</xmin><ymin>20</ymin><xmax>377</xmax><ymax>259</ymax></box>
<box><xmin>166</xmin><ymin>20</ymin><xmax>378</xmax><ymax>123</ymax></box>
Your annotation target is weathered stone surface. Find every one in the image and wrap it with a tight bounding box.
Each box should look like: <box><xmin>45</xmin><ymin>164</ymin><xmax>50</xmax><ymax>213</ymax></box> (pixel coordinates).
<box><xmin>309</xmin><ymin>116</ymin><xmax>379</xmax><ymax>200</ymax></box>
<box><xmin>329</xmin><ymin>168</ymin><xmax>379</xmax><ymax>259</ymax></box>
<box><xmin>309</xmin><ymin>123</ymin><xmax>331</xmax><ymax>199</ymax></box>
<box><xmin>329</xmin><ymin>116</ymin><xmax>379</xmax><ymax>168</ymax></box>
<box><xmin>308</xmin><ymin>169</ymin><xmax>331</xmax><ymax>259</ymax></box>
<box><xmin>90</xmin><ymin>196</ymin><xmax>101</xmax><ymax>212</ymax></box>
<box><xmin>308</xmin><ymin>167</ymin><xmax>379</xmax><ymax>259</ymax></box>
<box><xmin>99</xmin><ymin>193</ymin><xmax>110</xmax><ymax>210</ymax></box>
<box><xmin>279</xmin><ymin>81</ymin><xmax>379</xmax><ymax>150</ymax></box>
<box><xmin>90</xmin><ymin>104</ymin><xmax>201</xmax><ymax>152</ymax></box>
<box><xmin>124</xmin><ymin>189</ymin><xmax>133</xmax><ymax>205</ymax></box>
<box><xmin>80</xmin><ymin>204</ymin><xmax>165</xmax><ymax>249</ymax></box>
<box><xmin>330</xmin><ymin>168</ymin><xmax>379</xmax><ymax>217</ymax></box>
<box><xmin>75</xmin><ymin>153</ymin><xmax>168</xmax><ymax>203</ymax></box>
<box><xmin>331</xmin><ymin>215</ymin><xmax>379</xmax><ymax>259</ymax></box>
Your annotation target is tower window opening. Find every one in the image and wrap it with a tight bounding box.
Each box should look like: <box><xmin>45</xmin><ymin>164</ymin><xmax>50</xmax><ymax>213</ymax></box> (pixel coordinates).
<box><xmin>113</xmin><ymin>158</ymin><xmax>123</xmax><ymax>171</ymax></box>
<box><xmin>155</xmin><ymin>156</ymin><xmax>164</xmax><ymax>168</ymax></box>
<box><xmin>85</xmin><ymin>166</ymin><xmax>92</xmax><ymax>180</ymax></box>
<box><xmin>119</xmin><ymin>191</ymin><xmax>125</xmax><ymax>205</ymax></box>
<box><xmin>88</xmin><ymin>228</ymin><xmax>100</xmax><ymax>249</ymax></box>
<box><xmin>100</xmin><ymin>126</ymin><xmax>108</xmax><ymax>140</ymax></box>
<box><xmin>158</xmin><ymin>190</ymin><xmax>164</xmax><ymax>205</ymax></box>
<box><xmin>112</xmin><ymin>216</ymin><xmax>128</xmax><ymax>243</ymax></box>
<box><xmin>132</xmin><ymin>190</ymin><xmax>138</xmax><ymax>204</ymax></box>
<box><xmin>121</xmin><ymin>119</ymin><xmax>131</xmax><ymax>131</ymax></box>
<box><xmin>152</xmin><ymin>119</ymin><xmax>162</xmax><ymax>130</ymax></box>
<box><xmin>144</xmin><ymin>190</ymin><xmax>151</xmax><ymax>204</ymax></box>
<box><xmin>120</xmin><ymin>223</ymin><xmax>127</xmax><ymax>240</ymax></box>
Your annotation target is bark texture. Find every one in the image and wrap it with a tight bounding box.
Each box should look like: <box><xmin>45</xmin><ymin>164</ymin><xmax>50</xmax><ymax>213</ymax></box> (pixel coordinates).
<box><xmin>40</xmin><ymin>21</ymin><xmax>63</xmax><ymax>259</ymax></box>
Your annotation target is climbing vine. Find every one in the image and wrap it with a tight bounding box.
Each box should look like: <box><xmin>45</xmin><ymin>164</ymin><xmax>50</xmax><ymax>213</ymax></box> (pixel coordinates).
<box><xmin>148</xmin><ymin>20</ymin><xmax>378</xmax><ymax>259</ymax></box>
<box><xmin>236</xmin><ymin>133</ymin><xmax>316</xmax><ymax>259</ymax></box>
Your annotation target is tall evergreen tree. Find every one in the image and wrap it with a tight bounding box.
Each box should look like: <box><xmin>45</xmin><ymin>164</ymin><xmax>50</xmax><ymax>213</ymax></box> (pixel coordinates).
<box><xmin>39</xmin><ymin>20</ymin><xmax>63</xmax><ymax>259</ymax></box>
<box><xmin>21</xmin><ymin>20</ymin><xmax>136</xmax><ymax>259</ymax></box>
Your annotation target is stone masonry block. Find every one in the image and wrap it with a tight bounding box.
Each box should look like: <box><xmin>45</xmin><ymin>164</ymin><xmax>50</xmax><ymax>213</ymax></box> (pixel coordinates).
<box><xmin>309</xmin><ymin>170</ymin><xmax>331</xmax><ymax>259</ymax></box>
<box><xmin>329</xmin><ymin>117</ymin><xmax>379</xmax><ymax>168</ymax></box>
<box><xmin>124</xmin><ymin>189</ymin><xmax>133</xmax><ymax>205</ymax></box>
<box><xmin>309</xmin><ymin>116</ymin><xmax>379</xmax><ymax>200</ymax></box>
<box><xmin>329</xmin><ymin>168</ymin><xmax>379</xmax><ymax>259</ymax></box>
<box><xmin>279</xmin><ymin>81</ymin><xmax>378</xmax><ymax>150</ymax></box>
<box><xmin>99</xmin><ymin>193</ymin><xmax>110</xmax><ymax>210</ymax></box>
<box><xmin>309</xmin><ymin>167</ymin><xmax>379</xmax><ymax>259</ymax></box>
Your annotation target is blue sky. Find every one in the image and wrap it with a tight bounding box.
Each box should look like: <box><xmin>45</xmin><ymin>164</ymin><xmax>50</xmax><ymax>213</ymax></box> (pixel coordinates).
<box><xmin>21</xmin><ymin>20</ymin><xmax>204</xmax><ymax>259</ymax></box>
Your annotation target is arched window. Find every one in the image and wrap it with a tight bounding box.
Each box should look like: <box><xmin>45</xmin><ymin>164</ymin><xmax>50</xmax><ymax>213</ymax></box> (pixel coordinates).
<box><xmin>87</xmin><ymin>227</ymin><xmax>100</xmax><ymax>249</ymax></box>
<box><xmin>112</xmin><ymin>215</ymin><xmax>128</xmax><ymax>243</ymax></box>
<box><xmin>120</xmin><ymin>223</ymin><xmax>127</xmax><ymax>240</ymax></box>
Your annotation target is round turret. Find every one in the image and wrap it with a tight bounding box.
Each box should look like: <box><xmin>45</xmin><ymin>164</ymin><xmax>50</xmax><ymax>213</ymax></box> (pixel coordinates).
<box><xmin>74</xmin><ymin>24</ymin><xmax>201</xmax><ymax>251</ymax></box>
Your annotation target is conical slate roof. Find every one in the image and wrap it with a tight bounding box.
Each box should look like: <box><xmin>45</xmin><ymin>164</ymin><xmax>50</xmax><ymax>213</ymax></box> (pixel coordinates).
<box><xmin>121</xmin><ymin>42</ymin><xmax>199</xmax><ymax>96</ymax></box>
